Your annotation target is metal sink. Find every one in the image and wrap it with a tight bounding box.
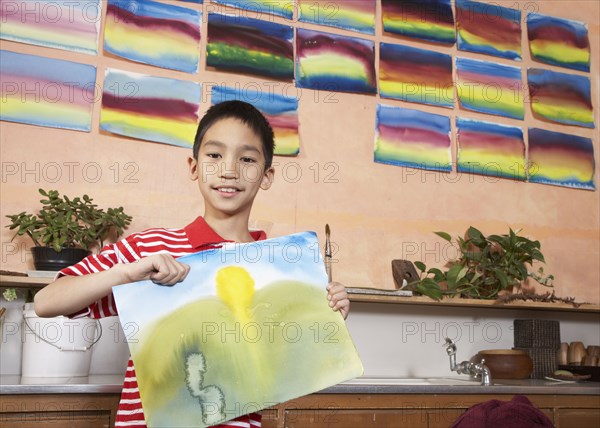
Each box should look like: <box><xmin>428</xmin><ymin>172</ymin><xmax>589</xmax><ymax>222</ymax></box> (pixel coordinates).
<box><xmin>342</xmin><ymin>376</ymin><xmax>483</xmax><ymax>386</ymax></box>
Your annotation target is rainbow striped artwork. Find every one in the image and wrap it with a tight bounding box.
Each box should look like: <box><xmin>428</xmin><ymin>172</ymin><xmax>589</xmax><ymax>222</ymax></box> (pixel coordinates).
<box><xmin>456</xmin><ymin>118</ymin><xmax>525</xmax><ymax>180</ymax></box>
<box><xmin>211</xmin><ymin>86</ymin><xmax>299</xmax><ymax>156</ymax></box>
<box><xmin>0</xmin><ymin>50</ymin><xmax>95</xmax><ymax>132</ymax></box>
<box><xmin>456</xmin><ymin>0</ymin><xmax>521</xmax><ymax>60</ymax></box>
<box><xmin>375</xmin><ymin>104</ymin><xmax>452</xmax><ymax>172</ymax></box>
<box><xmin>456</xmin><ymin>57</ymin><xmax>524</xmax><ymax>120</ymax></box>
<box><xmin>527</xmin><ymin>13</ymin><xmax>590</xmax><ymax>72</ymax></box>
<box><xmin>100</xmin><ymin>69</ymin><xmax>201</xmax><ymax>148</ymax></box>
<box><xmin>298</xmin><ymin>0</ymin><xmax>375</xmax><ymax>35</ymax></box>
<box><xmin>381</xmin><ymin>0</ymin><xmax>455</xmax><ymax>45</ymax></box>
<box><xmin>104</xmin><ymin>0</ymin><xmax>201</xmax><ymax>73</ymax></box>
<box><xmin>0</xmin><ymin>0</ymin><xmax>100</xmax><ymax>55</ymax></box>
<box><xmin>527</xmin><ymin>68</ymin><xmax>594</xmax><ymax>129</ymax></box>
<box><xmin>380</xmin><ymin>43</ymin><xmax>453</xmax><ymax>108</ymax></box>
<box><xmin>212</xmin><ymin>0</ymin><xmax>293</xmax><ymax>19</ymax></box>
<box><xmin>207</xmin><ymin>14</ymin><xmax>294</xmax><ymax>80</ymax></box>
<box><xmin>296</xmin><ymin>29</ymin><xmax>376</xmax><ymax>94</ymax></box>
<box><xmin>528</xmin><ymin>128</ymin><xmax>595</xmax><ymax>190</ymax></box>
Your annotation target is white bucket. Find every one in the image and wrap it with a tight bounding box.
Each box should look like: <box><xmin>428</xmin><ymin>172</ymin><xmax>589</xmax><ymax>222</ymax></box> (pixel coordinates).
<box><xmin>21</xmin><ymin>303</ymin><xmax>102</xmax><ymax>377</ymax></box>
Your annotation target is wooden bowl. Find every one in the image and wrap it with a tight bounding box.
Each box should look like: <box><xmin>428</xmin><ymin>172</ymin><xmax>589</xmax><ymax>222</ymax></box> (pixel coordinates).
<box><xmin>472</xmin><ymin>350</ymin><xmax>533</xmax><ymax>379</ymax></box>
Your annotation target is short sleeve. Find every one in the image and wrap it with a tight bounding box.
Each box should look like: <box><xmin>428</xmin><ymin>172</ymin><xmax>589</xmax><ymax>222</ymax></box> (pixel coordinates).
<box><xmin>57</xmin><ymin>235</ymin><xmax>141</xmax><ymax>319</ymax></box>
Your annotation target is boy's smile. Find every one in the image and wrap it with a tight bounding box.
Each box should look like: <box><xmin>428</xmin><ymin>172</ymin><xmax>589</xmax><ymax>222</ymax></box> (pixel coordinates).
<box><xmin>188</xmin><ymin>117</ymin><xmax>274</xmax><ymax>221</ymax></box>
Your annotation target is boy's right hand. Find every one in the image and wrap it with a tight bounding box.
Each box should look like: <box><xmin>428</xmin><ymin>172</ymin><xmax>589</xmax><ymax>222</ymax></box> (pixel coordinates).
<box><xmin>122</xmin><ymin>254</ymin><xmax>190</xmax><ymax>286</ymax></box>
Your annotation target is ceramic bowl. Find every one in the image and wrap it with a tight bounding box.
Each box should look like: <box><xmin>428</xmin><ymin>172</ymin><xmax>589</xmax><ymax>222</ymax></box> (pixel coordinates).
<box><xmin>472</xmin><ymin>350</ymin><xmax>533</xmax><ymax>379</ymax></box>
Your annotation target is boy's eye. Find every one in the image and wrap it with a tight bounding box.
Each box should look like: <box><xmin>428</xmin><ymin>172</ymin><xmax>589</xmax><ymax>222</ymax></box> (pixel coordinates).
<box><xmin>206</xmin><ymin>153</ymin><xmax>221</xmax><ymax>159</ymax></box>
<box><xmin>240</xmin><ymin>157</ymin><xmax>256</xmax><ymax>163</ymax></box>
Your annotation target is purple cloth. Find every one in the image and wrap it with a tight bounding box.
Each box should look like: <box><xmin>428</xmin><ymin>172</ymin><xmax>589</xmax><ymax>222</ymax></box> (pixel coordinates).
<box><xmin>450</xmin><ymin>395</ymin><xmax>554</xmax><ymax>428</ymax></box>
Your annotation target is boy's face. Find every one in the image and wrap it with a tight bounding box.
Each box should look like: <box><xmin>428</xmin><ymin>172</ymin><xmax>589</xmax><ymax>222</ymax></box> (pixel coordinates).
<box><xmin>188</xmin><ymin>117</ymin><xmax>274</xmax><ymax>219</ymax></box>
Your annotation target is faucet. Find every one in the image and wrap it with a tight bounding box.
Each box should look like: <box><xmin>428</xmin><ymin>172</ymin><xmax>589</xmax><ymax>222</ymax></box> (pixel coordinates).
<box><xmin>443</xmin><ymin>338</ymin><xmax>492</xmax><ymax>386</ymax></box>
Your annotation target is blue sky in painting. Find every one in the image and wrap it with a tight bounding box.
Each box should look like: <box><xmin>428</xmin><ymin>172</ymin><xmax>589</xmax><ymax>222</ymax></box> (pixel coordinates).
<box><xmin>113</xmin><ymin>232</ymin><xmax>328</xmax><ymax>328</ymax></box>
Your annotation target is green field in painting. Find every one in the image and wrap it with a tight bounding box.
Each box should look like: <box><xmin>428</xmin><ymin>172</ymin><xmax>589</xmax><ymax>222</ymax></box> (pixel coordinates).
<box><xmin>207</xmin><ymin>42</ymin><xmax>294</xmax><ymax>79</ymax></box>
<box><xmin>131</xmin><ymin>280</ymin><xmax>362</xmax><ymax>427</ymax></box>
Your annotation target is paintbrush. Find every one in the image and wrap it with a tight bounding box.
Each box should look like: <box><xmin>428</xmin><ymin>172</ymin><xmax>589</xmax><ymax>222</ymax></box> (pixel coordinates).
<box><xmin>325</xmin><ymin>224</ymin><xmax>332</xmax><ymax>283</ymax></box>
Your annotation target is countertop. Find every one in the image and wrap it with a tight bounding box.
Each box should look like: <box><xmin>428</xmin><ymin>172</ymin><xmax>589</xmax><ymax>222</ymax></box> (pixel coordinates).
<box><xmin>325</xmin><ymin>376</ymin><xmax>600</xmax><ymax>395</ymax></box>
<box><xmin>2</xmin><ymin>375</ymin><xmax>600</xmax><ymax>395</ymax></box>
<box><xmin>1</xmin><ymin>375</ymin><xmax>125</xmax><ymax>394</ymax></box>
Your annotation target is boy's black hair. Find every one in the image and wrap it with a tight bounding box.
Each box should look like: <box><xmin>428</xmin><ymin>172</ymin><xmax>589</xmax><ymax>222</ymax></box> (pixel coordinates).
<box><xmin>193</xmin><ymin>101</ymin><xmax>275</xmax><ymax>169</ymax></box>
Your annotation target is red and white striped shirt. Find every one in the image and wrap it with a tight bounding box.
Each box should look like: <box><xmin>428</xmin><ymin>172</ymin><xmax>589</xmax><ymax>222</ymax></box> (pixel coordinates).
<box><xmin>59</xmin><ymin>216</ymin><xmax>266</xmax><ymax>428</ymax></box>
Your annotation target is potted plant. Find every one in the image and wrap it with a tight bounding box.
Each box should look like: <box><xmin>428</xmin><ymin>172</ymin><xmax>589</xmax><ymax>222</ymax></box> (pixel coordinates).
<box><xmin>410</xmin><ymin>226</ymin><xmax>554</xmax><ymax>301</ymax></box>
<box><xmin>5</xmin><ymin>188</ymin><xmax>132</xmax><ymax>271</ymax></box>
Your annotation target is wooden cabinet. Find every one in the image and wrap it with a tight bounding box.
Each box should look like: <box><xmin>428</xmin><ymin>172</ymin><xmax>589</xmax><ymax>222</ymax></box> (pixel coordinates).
<box><xmin>555</xmin><ymin>408</ymin><xmax>600</xmax><ymax>428</ymax></box>
<box><xmin>2</xmin><ymin>392</ymin><xmax>599</xmax><ymax>428</ymax></box>
<box><xmin>0</xmin><ymin>394</ymin><xmax>120</xmax><ymax>428</ymax></box>
<box><xmin>263</xmin><ymin>393</ymin><xmax>600</xmax><ymax>428</ymax></box>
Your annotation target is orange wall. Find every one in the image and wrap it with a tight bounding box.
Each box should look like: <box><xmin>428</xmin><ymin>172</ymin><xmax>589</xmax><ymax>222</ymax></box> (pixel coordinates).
<box><xmin>1</xmin><ymin>1</ymin><xmax>599</xmax><ymax>303</ymax></box>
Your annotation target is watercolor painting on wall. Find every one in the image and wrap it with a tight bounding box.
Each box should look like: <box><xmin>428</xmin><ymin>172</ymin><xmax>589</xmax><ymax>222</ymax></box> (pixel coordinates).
<box><xmin>379</xmin><ymin>43</ymin><xmax>453</xmax><ymax>108</ymax></box>
<box><xmin>112</xmin><ymin>232</ymin><xmax>363</xmax><ymax>428</ymax></box>
<box><xmin>0</xmin><ymin>0</ymin><xmax>101</xmax><ymax>55</ymax></box>
<box><xmin>381</xmin><ymin>0</ymin><xmax>455</xmax><ymax>45</ymax></box>
<box><xmin>211</xmin><ymin>85</ymin><xmax>300</xmax><ymax>156</ymax></box>
<box><xmin>456</xmin><ymin>118</ymin><xmax>526</xmax><ymax>181</ymax></box>
<box><xmin>206</xmin><ymin>13</ymin><xmax>294</xmax><ymax>80</ymax></box>
<box><xmin>456</xmin><ymin>57</ymin><xmax>524</xmax><ymax>120</ymax></box>
<box><xmin>298</xmin><ymin>0</ymin><xmax>376</xmax><ymax>35</ymax></box>
<box><xmin>527</xmin><ymin>13</ymin><xmax>590</xmax><ymax>72</ymax></box>
<box><xmin>212</xmin><ymin>0</ymin><xmax>294</xmax><ymax>19</ymax></box>
<box><xmin>296</xmin><ymin>28</ymin><xmax>376</xmax><ymax>94</ymax></box>
<box><xmin>104</xmin><ymin>0</ymin><xmax>201</xmax><ymax>73</ymax></box>
<box><xmin>375</xmin><ymin>104</ymin><xmax>452</xmax><ymax>172</ymax></box>
<box><xmin>456</xmin><ymin>0</ymin><xmax>521</xmax><ymax>60</ymax></box>
<box><xmin>100</xmin><ymin>69</ymin><xmax>201</xmax><ymax>148</ymax></box>
<box><xmin>528</xmin><ymin>128</ymin><xmax>595</xmax><ymax>190</ymax></box>
<box><xmin>0</xmin><ymin>50</ymin><xmax>96</xmax><ymax>132</ymax></box>
<box><xmin>527</xmin><ymin>68</ymin><xmax>594</xmax><ymax>129</ymax></box>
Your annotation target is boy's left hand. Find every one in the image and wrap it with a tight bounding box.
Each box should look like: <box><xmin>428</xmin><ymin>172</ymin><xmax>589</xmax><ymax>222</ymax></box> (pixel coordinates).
<box><xmin>327</xmin><ymin>281</ymin><xmax>350</xmax><ymax>320</ymax></box>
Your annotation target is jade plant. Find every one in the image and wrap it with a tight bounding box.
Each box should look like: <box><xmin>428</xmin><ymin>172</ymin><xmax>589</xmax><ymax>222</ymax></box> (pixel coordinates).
<box><xmin>411</xmin><ymin>227</ymin><xmax>554</xmax><ymax>301</ymax></box>
<box><xmin>5</xmin><ymin>188</ymin><xmax>132</xmax><ymax>252</ymax></box>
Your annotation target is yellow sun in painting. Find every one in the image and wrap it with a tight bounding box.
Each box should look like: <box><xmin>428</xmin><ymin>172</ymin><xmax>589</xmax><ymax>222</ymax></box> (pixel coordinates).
<box><xmin>216</xmin><ymin>266</ymin><xmax>255</xmax><ymax>323</ymax></box>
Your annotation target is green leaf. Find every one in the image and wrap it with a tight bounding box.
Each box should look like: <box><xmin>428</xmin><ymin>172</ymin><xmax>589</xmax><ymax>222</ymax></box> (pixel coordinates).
<box><xmin>509</xmin><ymin>228</ymin><xmax>517</xmax><ymax>247</ymax></box>
<box><xmin>516</xmin><ymin>263</ymin><xmax>528</xmax><ymax>279</ymax></box>
<box><xmin>493</xmin><ymin>268</ymin><xmax>509</xmax><ymax>290</ymax></box>
<box><xmin>532</xmin><ymin>249</ymin><xmax>545</xmax><ymax>263</ymax></box>
<box><xmin>414</xmin><ymin>261</ymin><xmax>427</xmax><ymax>272</ymax></box>
<box><xmin>434</xmin><ymin>231</ymin><xmax>452</xmax><ymax>242</ymax></box>
<box><xmin>488</xmin><ymin>234</ymin><xmax>509</xmax><ymax>249</ymax></box>
<box><xmin>416</xmin><ymin>279</ymin><xmax>444</xmax><ymax>301</ymax></box>
<box><xmin>427</xmin><ymin>268</ymin><xmax>445</xmax><ymax>282</ymax></box>
<box><xmin>467</xmin><ymin>226</ymin><xmax>485</xmax><ymax>242</ymax></box>
<box><xmin>462</xmin><ymin>251</ymin><xmax>482</xmax><ymax>262</ymax></box>
<box><xmin>446</xmin><ymin>264</ymin><xmax>467</xmax><ymax>289</ymax></box>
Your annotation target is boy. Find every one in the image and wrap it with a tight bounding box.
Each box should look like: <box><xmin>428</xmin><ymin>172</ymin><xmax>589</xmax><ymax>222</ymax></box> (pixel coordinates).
<box><xmin>34</xmin><ymin>101</ymin><xmax>350</xmax><ymax>428</ymax></box>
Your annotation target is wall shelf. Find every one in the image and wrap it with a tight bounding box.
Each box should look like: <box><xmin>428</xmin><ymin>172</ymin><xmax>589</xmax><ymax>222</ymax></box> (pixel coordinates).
<box><xmin>2</xmin><ymin>275</ymin><xmax>597</xmax><ymax>314</ymax></box>
<box><xmin>0</xmin><ymin>275</ymin><xmax>52</xmax><ymax>289</ymax></box>
<box><xmin>349</xmin><ymin>291</ymin><xmax>600</xmax><ymax>314</ymax></box>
